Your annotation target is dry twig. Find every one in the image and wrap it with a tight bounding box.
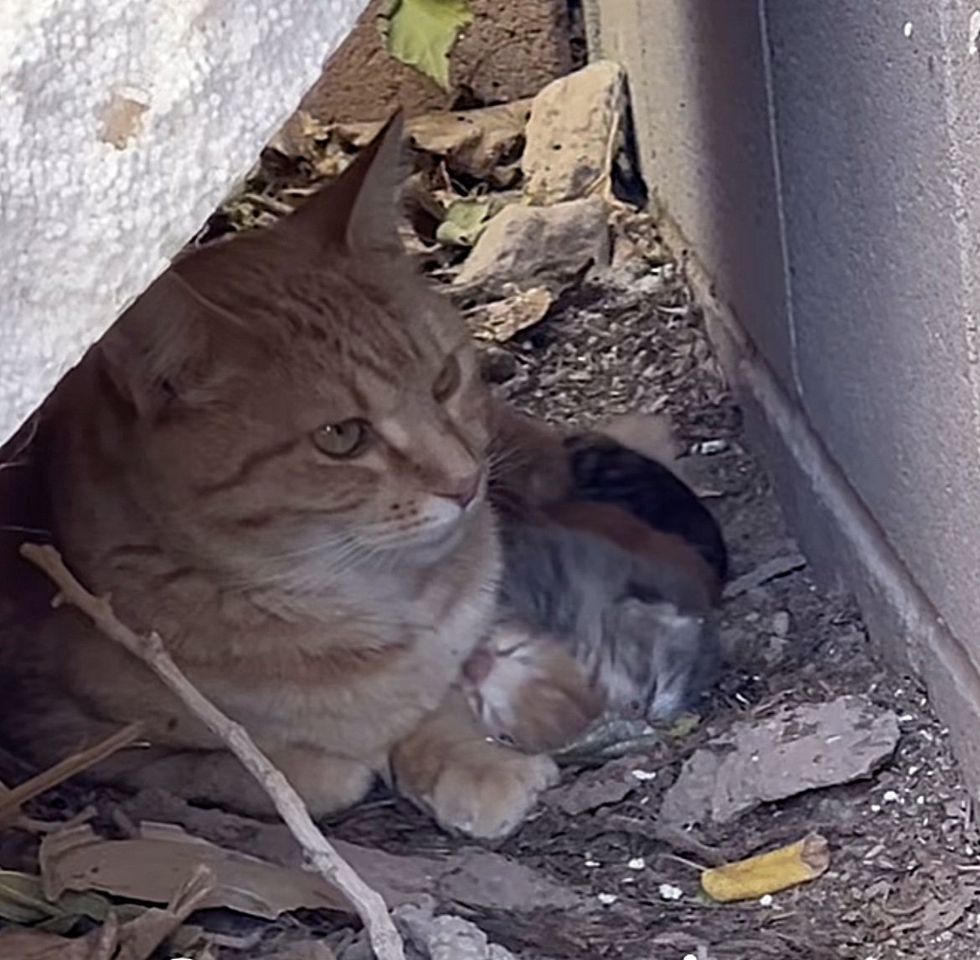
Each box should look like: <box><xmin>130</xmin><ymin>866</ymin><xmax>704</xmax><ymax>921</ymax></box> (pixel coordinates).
<box><xmin>20</xmin><ymin>542</ymin><xmax>405</xmax><ymax>960</ymax></box>
<box><xmin>0</xmin><ymin>723</ymin><xmax>143</xmax><ymax>824</ymax></box>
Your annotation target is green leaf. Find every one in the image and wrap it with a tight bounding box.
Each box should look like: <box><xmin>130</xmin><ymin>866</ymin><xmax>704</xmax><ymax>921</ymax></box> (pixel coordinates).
<box><xmin>667</xmin><ymin>712</ymin><xmax>702</xmax><ymax>738</ymax></box>
<box><xmin>0</xmin><ymin>870</ymin><xmax>115</xmax><ymax>929</ymax></box>
<box><xmin>435</xmin><ymin>198</ymin><xmax>491</xmax><ymax>247</ymax></box>
<box><xmin>382</xmin><ymin>0</ymin><xmax>473</xmax><ymax>90</ymax></box>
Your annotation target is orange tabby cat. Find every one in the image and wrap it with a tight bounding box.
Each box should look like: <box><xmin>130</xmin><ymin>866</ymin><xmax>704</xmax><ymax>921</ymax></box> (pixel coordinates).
<box><xmin>0</xmin><ymin>115</ymin><xmax>557</xmax><ymax>839</ymax></box>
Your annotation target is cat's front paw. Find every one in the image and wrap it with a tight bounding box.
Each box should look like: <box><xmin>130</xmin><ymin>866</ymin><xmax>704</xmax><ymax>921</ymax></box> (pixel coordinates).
<box><xmin>427</xmin><ymin>748</ymin><xmax>559</xmax><ymax>839</ymax></box>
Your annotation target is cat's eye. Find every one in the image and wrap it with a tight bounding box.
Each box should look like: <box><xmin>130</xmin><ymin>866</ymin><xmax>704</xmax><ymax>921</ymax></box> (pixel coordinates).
<box><xmin>432</xmin><ymin>355</ymin><xmax>461</xmax><ymax>402</ymax></box>
<box><xmin>314</xmin><ymin>419</ymin><xmax>370</xmax><ymax>458</ymax></box>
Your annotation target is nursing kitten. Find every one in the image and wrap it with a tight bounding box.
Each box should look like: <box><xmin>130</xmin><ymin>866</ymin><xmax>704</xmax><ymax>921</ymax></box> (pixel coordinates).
<box><xmin>0</xmin><ymin>115</ymin><xmax>557</xmax><ymax>840</ymax></box>
<box><xmin>466</xmin><ymin>412</ymin><xmax>725</xmax><ymax>752</ymax></box>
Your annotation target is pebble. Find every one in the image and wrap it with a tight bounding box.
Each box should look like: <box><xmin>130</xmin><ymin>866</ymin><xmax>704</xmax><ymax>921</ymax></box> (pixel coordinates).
<box><xmin>691</xmin><ymin>438</ymin><xmax>728</xmax><ymax>456</ymax></box>
<box><xmin>658</xmin><ymin>883</ymin><xmax>683</xmax><ymax>901</ymax></box>
<box><xmin>771</xmin><ymin>610</ymin><xmax>791</xmax><ymax>637</ymax></box>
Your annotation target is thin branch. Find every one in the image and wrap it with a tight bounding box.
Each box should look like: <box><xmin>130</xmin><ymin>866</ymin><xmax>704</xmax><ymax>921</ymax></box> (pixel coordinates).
<box><xmin>0</xmin><ymin>722</ymin><xmax>143</xmax><ymax>823</ymax></box>
<box><xmin>21</xmin><ymin>542</ymin><xmax>405</xmax><ymax>960</ymax></box>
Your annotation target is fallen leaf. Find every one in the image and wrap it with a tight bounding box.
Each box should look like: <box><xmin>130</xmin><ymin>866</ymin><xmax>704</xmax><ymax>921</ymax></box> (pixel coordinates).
<box><xmin>667</xmin><ymin>712</ymin><xmax>701</xmax><ymax>738</ymax></box>
<box><xmin>466</xmin><ymin>287</ymin><xmax>553</xmax><ymax>342</ymax></box>
<box><xmin>554</xmin><ymin>717</ymin><xmax>662</xmax><ymax>762</ymax></box>
<box><xmin>120</xmin><ymin>792</ymin><xmax>587</xmax><ymax>916</ymax></box>
<box><xmin>39</xmin><ymin>824</ymin><xmax>346</xmax><ymax>921</ymax></box>
<box><xmin>382</xmin><ymin>0</ymin><xmax>473</xmax><ymax>90</ymax></box>
<box><xmin>113</xmin><ymin>865</ymin><xmax>214</xmax><ymax>960</ymax></box>
<box><xmin>0</xmin><ymin>916</ymin><xmax>118</xmax><ymax>960</ymax></box>
<box><xmin>436</xmin><ymin>198</ymin><xmax>491</xmax><ymax>247</ymax></box>
<box><xmin>0</xmin><ymin>871</ymin><xmax>213</xmax><ymax>960</ymax></box>
<box><xmin>701</xmin><ymin>834</ymin><xmax>830</xmax><ymax>902</ymax></box>
<box><xmin>660</xmin><ymin>696</ymin><xmax>900</xmax><ymax>826</ymax></box>
<box><xmin>0</xmin><ymin>869</ymin><xmax>117</xmax><ymax>929</ymax></box>
<box><xmin>335</xmin><ymin>101</ymin><xmax>531</xmax><ymax>180</ymax></box>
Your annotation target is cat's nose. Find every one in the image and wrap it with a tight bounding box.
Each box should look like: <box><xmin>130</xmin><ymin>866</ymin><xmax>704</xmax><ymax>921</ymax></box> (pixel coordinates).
<box><xmin>435</xmin><ymin>472</ymin><xmax>481</xmax><ymax>508</ymax></box>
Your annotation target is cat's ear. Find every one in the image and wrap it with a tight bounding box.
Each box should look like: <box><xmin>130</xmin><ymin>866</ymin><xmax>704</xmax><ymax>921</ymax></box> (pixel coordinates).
<box><xmin>97</xmin><ymin>268</ymin><xmax>221</xmax><ymax>418</ymax></box>
<box><xmin>280</xmin><ymin>109</ymin><xmax>408</xmax><ymax>254</ymax></box>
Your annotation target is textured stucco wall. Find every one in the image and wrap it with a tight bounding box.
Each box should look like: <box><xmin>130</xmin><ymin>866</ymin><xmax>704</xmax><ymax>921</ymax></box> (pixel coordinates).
<box><xmin>590</xmin><ymin>0</ymin><xmax>980</xmax><ymax>784</ymax></box>
<box><xmin>0</xmin><ymin>0</ymin><xmax>367</xmax><ymax>444</ymax></box>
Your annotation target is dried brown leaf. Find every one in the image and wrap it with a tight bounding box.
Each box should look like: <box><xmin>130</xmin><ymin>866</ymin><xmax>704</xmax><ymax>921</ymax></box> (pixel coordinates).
<box><xmin>116</xmin><ymin>791</ymin><xmax>581</xmax><ymax>913</ymax></box>
<box><xmin>0</xmin><ymin>916</ymin><xmax>118</xmax><ymax>960</ymax></box>
<box><xmin>333</xmin><ymin>101</ymin><xmax>531</xmax><ymax>179</ymax></box>
<box><xmin>39</xmin><ymin>824</ymin><xmax>346</xmax><ymax>921</ymax></box>
<box><xmin>466</xmin><ymin>287</ymin><xmax>553</xmax><ymax>343</ymax></box>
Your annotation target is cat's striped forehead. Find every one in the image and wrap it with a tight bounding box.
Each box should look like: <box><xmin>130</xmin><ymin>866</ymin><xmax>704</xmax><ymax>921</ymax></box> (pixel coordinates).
<box><xmin>272</xmin><ymin>265</ymin><xmax>461</xmax><ymax>373</ymax></box>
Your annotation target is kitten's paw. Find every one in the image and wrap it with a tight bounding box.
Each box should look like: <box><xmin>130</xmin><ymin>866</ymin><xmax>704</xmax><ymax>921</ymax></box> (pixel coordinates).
<box><xmin>427</xmin><ymin>748</ymin><xmax>559</xmax><ymax>839</ymax></box>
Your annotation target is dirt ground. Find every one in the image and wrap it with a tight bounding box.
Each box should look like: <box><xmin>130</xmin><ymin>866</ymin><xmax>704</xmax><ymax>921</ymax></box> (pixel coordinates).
<box><xmin>323</xmin><ymin>228</ymin><xmax>980</xmax><ymax>959</ymax></box>
<box><xmin>4</xmin><ymin>142</ymin><xmax>980</xmax><ymax>960</ymax></box>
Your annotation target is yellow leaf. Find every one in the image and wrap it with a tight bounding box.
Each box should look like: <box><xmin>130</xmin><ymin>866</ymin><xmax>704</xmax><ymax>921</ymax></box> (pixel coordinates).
<box><xmin>382</xmin><ymin>0</ymin><xmax>473</xmax><ymax>90</ymax></box>
<box><xmin>701</xmin><ymin>833</ymin><xmax>830</xmax><ymax>903</ymax></box>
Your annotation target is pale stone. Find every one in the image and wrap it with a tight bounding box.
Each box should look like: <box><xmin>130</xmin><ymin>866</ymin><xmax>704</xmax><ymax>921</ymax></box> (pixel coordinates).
<box><xmin>660</xmin><ymin>696</ymin><xmax>900</xmax><ymax>826</ymax></box>
<box><xmin>453</xmin><ymin>197</ymin><xmax>610</xmax><ymax>298</ymax></box>
<box><xmin>522</xmin><ymin>60</ymin><xmax>626</xmax><ymax>205</ymax></box>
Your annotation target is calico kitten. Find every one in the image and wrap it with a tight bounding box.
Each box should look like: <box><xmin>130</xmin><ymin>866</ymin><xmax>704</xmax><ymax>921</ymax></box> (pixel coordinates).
<box><xmin>468</xmin><ymin>413</ymin><xmax>725</xmax><ymax>752</ymax></box>
<box><xmin>0</xmin><ymin>115</ymin><xmax>558</xmax><ymax>840</ymax></box>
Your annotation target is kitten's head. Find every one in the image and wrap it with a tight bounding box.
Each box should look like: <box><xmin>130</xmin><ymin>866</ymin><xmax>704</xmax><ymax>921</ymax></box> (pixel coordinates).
<box><xmin>463</xmin><ymin>624</ymin><xmax>605</xmax><ymax>753</ymax></box>
<box><xmin>93</xmin><ymin>115</ymin><xmax>491</xmax><ymax>585</ymax></box>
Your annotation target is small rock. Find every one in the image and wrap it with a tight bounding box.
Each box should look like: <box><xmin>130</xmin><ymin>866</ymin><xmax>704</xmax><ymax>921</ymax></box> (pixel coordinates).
<box><xmin>691</xmin><ymin>439</ymin><xmax>729</xmax><ymax>456</ymax></box>
<box><xmin>523</xmin><ymin>60</ymin><xmax>626</xmax><ymax>204</ymax></box>
<box><xmin>478</xmin><ymin>345</ymin><xmax>518</xmax><ymax>384</ymax></box>
<box><xmin>631</xmin><ymin>768</ymin><xmax>657</xmax><ymax>782</ymax></box>
<box><xmin>764</xmin><ymin>636</ymin><xmax>789</xmax><ymax>665</ymax></box>
<box><xmin>771</xmin><ymin>611</ymin><xmax>791</xmax><ymax>637</ymax></box>
<box><xmin>395</xmin><ymin>899</ymin><xmax>517</xmax><ymax>960</ymax></box>
<box><xmin>660</xmin><ymin>695</ymin><xmax>900</xmax><ymax>826</ymax></box>
<box><xmin>658</xmin><ymin>883</ymin><xmax>683</xmax><ymax>901</ymax></box>
<box><xmin>454</xmin><ymin>197</ymin><xmax>610</xmax><ymax>297</ymax></box>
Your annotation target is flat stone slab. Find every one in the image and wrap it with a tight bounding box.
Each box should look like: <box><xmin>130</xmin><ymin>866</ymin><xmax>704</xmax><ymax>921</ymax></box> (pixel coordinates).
<box><xmin>660</xmin><ymin>695</ymin><xmax>900</xmax><ymax>826</ymax></box>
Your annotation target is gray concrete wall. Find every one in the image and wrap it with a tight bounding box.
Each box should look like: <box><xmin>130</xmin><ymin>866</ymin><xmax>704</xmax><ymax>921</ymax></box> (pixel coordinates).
<box><xmin>589</xmin><ymin>0</ymin><xmax>980</xmax><ymax>785</ymax></box>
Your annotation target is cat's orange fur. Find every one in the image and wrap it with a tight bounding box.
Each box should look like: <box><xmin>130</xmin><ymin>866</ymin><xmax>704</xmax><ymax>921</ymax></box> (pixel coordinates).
<box><xmin>0</xmin><ymin>116</ymin><xmax>557</xmax><ymax>839</ymax></box>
